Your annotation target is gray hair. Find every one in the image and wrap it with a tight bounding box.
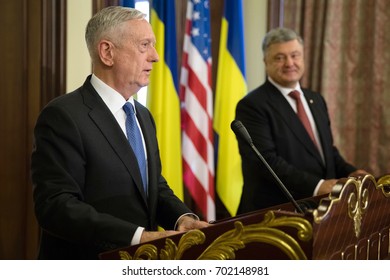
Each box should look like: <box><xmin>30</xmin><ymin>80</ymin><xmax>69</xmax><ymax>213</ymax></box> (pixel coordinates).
<box><xmin>262</xmin><ymin>27</ymin><xmax>303</xmax><ymax>57</ymax></box>
<box><xmin>85</xmin><ymin>6</ymin><xmax>146</xmax><ymax>61</ymax></box>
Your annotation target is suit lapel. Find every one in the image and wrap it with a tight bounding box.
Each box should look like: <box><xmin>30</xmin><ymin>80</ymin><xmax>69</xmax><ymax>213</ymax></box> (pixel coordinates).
<box><xmin>81</xmin><ymin>80</ymin><xmax>148</xmax><ymax>204</ymax></box>
<box><xmin>303</xmin><ymin>90</ymin><xmax>331</xmax><ymax>167</ymax></box>
<box><xmin>266</xmin><ymin>82</ymin><xmax>323</xmax><ymax>165</ymax></box>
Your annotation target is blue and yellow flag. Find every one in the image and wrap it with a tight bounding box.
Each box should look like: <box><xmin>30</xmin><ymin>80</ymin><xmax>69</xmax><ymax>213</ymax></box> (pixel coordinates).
<box><xmin>148</xmin><ymin>0</ymin><xmax>183</xmax><ymax>200</ymax></box>
<box><xmin>214</xmin><ymin>0</ymin><xmax>247</xmax><ymax>216</ymax></box>
<box><xmin>119</xmin><ymin>0</ymin><xmax>135</xmax><ymax>8</ymax></box>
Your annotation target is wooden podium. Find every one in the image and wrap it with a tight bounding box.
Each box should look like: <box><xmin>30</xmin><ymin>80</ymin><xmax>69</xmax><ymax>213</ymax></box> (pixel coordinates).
<box><xmin>99</xmin><ymin>174</ymin><xmax>390</xmax><ymax>260</ymax></box>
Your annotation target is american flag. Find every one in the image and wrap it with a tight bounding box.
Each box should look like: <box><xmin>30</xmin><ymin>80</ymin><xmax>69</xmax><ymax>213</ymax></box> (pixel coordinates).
<box><xmin>180</xmin><ymin>0</ymin><xmax>215</xmax><ymax>221</ymax></box>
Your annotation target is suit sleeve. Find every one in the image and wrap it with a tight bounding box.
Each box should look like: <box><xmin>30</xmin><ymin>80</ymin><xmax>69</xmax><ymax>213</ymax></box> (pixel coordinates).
<box><xmin>236</xmin><ymin>96</ymin><xmax>322</xmax><ymax>195</ymax></box>
<box><xmin>31</xmin><ymin>104</ymin><xmax>137</xmax><ymax>252</ymax></box>
<box><xmin>317</xmin><ymin>95</ymin><xmax>357</xmax><ymax>177</ymax></box>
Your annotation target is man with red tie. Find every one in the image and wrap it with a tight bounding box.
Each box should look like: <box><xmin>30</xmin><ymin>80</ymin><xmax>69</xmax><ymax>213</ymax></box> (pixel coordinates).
<box><xmin>235</xmin><ymin>27</ymin><xmax>367</xmax><ymax>214</ymax></box>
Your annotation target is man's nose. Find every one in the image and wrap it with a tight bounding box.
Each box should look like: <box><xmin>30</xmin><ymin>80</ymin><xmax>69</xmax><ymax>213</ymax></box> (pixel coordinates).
<box><xmin>284</xmin><ymin>56</ymin><xmax>294</xmax><ymax>66</ymax></box>
<box><xmin>150</xmin><ymin>47</ymin><xmax>159</xmax><ymax>63</ymax></box>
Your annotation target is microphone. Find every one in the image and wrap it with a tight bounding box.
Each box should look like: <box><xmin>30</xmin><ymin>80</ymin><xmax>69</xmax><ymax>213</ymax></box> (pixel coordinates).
<box><xmin>231</xmin><ymin>120</ymin><xmax>305</xmax><ymax>214</ymax></box>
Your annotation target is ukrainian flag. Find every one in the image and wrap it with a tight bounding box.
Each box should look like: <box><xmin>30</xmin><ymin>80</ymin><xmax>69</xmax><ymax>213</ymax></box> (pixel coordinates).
<box><xmin>118</xmin><ymin>0</ymin><xmax>134</xmax><ymax>7</ymax></box>
<box><xmin>214</xmin><ymin>0</ymin><xmax>247</xmax><ymax>216</ymax></box>
<box><xmin>148</xmin><ymin>0</ymin><xmax>183</xmax><ymax>200</ymax></box>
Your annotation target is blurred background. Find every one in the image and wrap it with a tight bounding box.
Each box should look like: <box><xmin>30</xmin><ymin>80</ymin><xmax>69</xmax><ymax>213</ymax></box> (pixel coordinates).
<box><xmin>1</xmin><ymin>0</ymin><xmax>389</xmax><ymax>259</ymax></box>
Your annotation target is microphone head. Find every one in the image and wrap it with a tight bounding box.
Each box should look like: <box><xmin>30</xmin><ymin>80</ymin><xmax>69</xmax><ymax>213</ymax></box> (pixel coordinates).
<box><xmin>231</xmin><ymin>120</ymin><xmax>253</xmax><ymax>145</ymax></box>
<box><xmin>230</xmin><ymin>119</ymin><xmax>242</xmax><ymax>132</ymax></box>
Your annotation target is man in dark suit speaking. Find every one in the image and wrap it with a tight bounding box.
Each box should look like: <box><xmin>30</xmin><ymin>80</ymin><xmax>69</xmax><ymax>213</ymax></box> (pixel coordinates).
<box><xmin>31</xmin><ymin>6</ymin><xmax>208</xmax><ymax>259</ymax></box>
<box><xmin>235</xmin><ymin>27</ymin><xmax>367</xmax><ymax>214</ymax></box>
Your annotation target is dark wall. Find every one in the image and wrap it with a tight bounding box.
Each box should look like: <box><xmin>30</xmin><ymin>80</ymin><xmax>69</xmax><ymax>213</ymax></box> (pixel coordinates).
<box><xmin>0</xmin><ymin>0</ymin><xmax>66</xmax><ymax>259</ymax></box>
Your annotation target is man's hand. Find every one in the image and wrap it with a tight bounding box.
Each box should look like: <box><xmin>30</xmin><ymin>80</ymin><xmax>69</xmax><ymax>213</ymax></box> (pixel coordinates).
<box><xmin>139</xmin><ymin>216</ymin><xmax>210</xmax><ymax>244</ymax></box>
<box><xmin>348</xmin><ymin>169</ymin><xmax>370</xmax><ymax>178</ymax></box>
<box><xmin>140</xmin><ymin>230</ymin><xmax>180</xmax><ymax>244</ymax></box>
<box><xmin>176</xmin><ymin>215</ymin><xmax>210</xmax><ymax>232</ymax></box>
<box><xmin>317</xmin><ymin>179</ymin><xmax>338</xmax><ymax>195</ymax></box>
<box><xmin>317</xmin><ymin>169</ymin><xmax>370</xmax><ymax>196</ymax></box>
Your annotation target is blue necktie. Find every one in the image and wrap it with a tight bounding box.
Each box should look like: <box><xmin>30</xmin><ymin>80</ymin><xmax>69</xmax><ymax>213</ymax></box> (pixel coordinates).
<box><xmin>123</xmin><ymin>102</ymin><xmax>147</xmax><ymax>194</ymax></box>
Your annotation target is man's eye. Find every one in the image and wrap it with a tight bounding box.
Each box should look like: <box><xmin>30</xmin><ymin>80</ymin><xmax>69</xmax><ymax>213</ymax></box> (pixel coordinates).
<box><xmin>292</xmin><ymin>53</ymin><xmax>301</xmax><ymax>59</ymax></box>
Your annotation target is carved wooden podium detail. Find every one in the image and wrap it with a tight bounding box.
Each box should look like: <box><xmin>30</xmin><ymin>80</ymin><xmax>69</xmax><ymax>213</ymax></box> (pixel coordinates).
<box><xmin>100</xmin><ymin>174</ymin><xmax>390</xmax><ymax>260</ymax></box>
<box><xmin>311</xmin><ymin>174</ymin><xmax>390</xmax><ymax>259</ymax></box>
<box><xmin>116</xmin><ymin>212</ymin><xmax>312</xmax><ymax>260</ymax></box>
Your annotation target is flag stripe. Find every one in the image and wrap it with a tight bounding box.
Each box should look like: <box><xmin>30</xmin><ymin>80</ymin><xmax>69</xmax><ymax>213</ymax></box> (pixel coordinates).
<box><xmin>214</xmin><ymin>0</ymin><xmax>247</xmax><ymax>216</ymax></box>
<box><xmin>226</xmin><ymin>2</ymin><xmax>246</xmax><ymax>75</ymax></box>
<box><xmin>184</xmin><ymin>34</ymin><xmax>213</xmax><ymax>114</ymax></box>
<box><xmin>119</xmin><ymin>0</ymin><xmax>135</xmax><ymax>8</ymax></box>
<box><xmin>148</xmin><ymin>1</ymin><xmax>184</xmax><ymax>200</ymax></box>
<box><xmin>182</xmin><ymin>161</ymin><xmax>208</xmax><ymax>212</ymax></box>
<box><xmin>181</xmin><ymin>110</ymin><xmax>208</xmax><ymax>162</ymax></box>
<box><xmin>182</xmin><ymin>133</ymin><xmax>210</xmax><ymax>190</ymax></box>
<box><xmin>152</xmin><ymin>0</ymin><xmax>179</xmax><ymax>91</ymax></box>
<box><xmin>187</xmin><ymin>68</ymin><xmax>208</xmax><ymax>112</ymax></box>
<box><xmin>181</xmin><ymin>0</ymin><xmax>215</xmax><ymax>221</ymax></box>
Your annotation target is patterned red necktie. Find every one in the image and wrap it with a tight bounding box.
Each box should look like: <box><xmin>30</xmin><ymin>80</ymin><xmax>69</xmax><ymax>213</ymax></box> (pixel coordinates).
<box><xmin>289</xmin><ymin>90</ymin><xmax>319</xmax><ymax>149</ymax></box>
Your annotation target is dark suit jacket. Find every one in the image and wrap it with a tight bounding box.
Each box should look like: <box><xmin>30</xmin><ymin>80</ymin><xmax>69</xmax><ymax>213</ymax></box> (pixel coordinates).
<box><xmin>235</xmin><ymin>80</ymin><xmax>356</xmax><ymax>214</ymax></box>
<box><xmin>31</xmin><ymin>76</ymin><xmax>191</xmax><ymax>259</ymax></box>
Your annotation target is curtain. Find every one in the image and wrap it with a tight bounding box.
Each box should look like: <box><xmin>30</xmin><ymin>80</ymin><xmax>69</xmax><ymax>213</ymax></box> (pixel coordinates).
<box><xmin>280</xmin><ymin>0</ymin><xmax>390</xmax><ymax>176</ymax></box>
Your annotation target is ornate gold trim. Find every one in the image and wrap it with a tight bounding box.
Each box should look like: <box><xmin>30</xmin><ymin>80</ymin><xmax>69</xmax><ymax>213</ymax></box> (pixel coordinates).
<box><xmin>313</xmin><ymin>177</ymin><xmax>358</xmax><ymax>224</ymax></box>
<box><xmin>377</xmin><ymin>175</ymin><xmax>390</xmax><ymax>197</ymax></box>
<box><xmin>118</xmin><ymin>211</ymin><xmax>312</xmax><ymax>260</ymax></box>
<box><xmin>119</xmin><ymin>243</ymin><xmax>158</xmax><ymax>260</ymax></box>
<box><xmin>313</xmin><ymin>174</ymin><xmax>390</xmax><ymax>243</ymax></box>
<box><xmin>198</xmin><ymin>211</ymin><xmax>312</xmax><ymax>260</ymax></box>
<box><xmin>161</xmin><ymin>230</ymin><xmax>206</xmax><ymax>260</ymax></box>
<box><xmin>313</xmin><ymin>175</ymin><xmax>374</xmax><ymax>238</ymax></box>
<box><xmin>348</xmin><ymin>176</ymin><xmax>369</xmax><ymax>238</ymax></box>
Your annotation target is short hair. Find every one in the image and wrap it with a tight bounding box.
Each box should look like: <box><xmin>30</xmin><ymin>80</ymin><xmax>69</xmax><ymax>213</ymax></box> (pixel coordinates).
<box><xmin>85</xmin><ymin>6</ymin><xmax>146</xmax><ymax>61</ymax></box>
<box><xmin>262</xmin><ymin>27</ymin><xmax>303</xmax><ymax>57</ymax></box>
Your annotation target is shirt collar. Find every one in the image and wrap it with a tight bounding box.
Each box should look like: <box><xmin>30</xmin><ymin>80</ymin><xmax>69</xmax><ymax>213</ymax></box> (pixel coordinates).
<box><xmin>268</xmin><ymin>77</ymin><xmax>303</xmax><ymax>98</ymax></box>
<box><xmin>90</xmin><ymin>74</ymin><xmax>135</xmax><ymax>114</ymax></box>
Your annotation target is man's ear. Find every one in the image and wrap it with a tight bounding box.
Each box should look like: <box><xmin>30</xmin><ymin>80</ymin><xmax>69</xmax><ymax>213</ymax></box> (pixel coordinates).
<box><xmin>98</xmin><ymin>40</ymin><xmax>114</xmax><ymax>67</ymax></box>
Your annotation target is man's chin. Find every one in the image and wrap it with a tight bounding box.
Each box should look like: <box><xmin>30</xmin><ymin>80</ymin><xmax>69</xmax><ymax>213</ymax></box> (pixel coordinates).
<box><xmin>138</xmin><ymin>80</ymin><xmax>150</xmax><ymax>88</ymax></box>
<box><xmin>282</xmin><ymin>76</ymin><xmax>301</xmax><ymax>84</ymax></box>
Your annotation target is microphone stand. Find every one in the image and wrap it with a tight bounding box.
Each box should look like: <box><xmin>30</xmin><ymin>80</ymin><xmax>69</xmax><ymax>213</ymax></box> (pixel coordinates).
<box><xmin>231</xmin><ymin>120</ymin><xmax>304</xmax><ymax>214</ymax></box>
